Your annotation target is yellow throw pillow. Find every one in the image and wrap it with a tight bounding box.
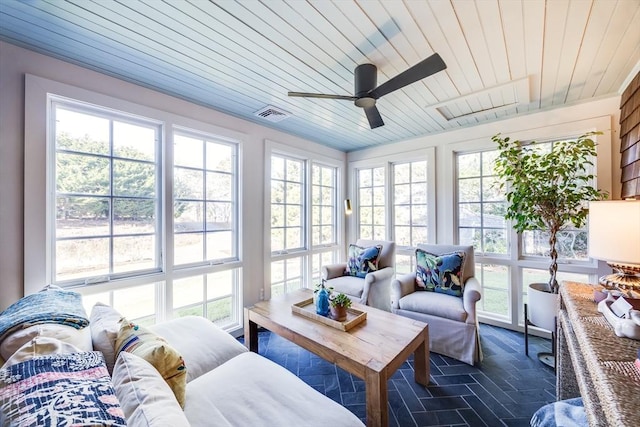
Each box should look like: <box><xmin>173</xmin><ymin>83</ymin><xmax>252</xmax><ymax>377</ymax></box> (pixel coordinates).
<box><xmin>115</xmin><ymin>318</ymin><xmax>187</xmax><ymax>408</ymax></box>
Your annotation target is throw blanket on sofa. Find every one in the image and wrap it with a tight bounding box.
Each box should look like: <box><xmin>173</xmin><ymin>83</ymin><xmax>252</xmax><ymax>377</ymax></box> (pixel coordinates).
<box><xmin>0</xmin><ymin>352</ymin><xmax>126</xmax><ymax>426</ymax></box>
<box><xmin>0</xmin><ymin>290</ymin><xmax>89</xmax><ymax>342</ymax></box>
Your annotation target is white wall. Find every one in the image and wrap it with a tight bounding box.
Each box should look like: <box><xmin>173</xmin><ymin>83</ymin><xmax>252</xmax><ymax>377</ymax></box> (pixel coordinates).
<box><xmin>0</xmin><ymin>41</ymin><xmax>345</xmax><ymax>311</ymax></box>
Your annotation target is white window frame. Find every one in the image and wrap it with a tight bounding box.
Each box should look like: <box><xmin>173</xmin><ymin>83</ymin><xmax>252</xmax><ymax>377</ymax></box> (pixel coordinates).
<box><xmin>348</xmin><ymin>148</ymin><xmax>437</xmax><ymax>269</ymax></box>
<box><xmin>172</xmin><ymin>126</ymin><xmax>240</xmax><ymax>268</ymax></box>
<box><xmin>24</xmin><ymin>75</ymin><xmax>245</xmax><ymax>329</ymax></box>
<box><xmin>50</xmin><ymin>99</ymin><xmax>164</xmax><ymax>286</ymax></box>
<box><xmin>265</xmin><ymin>140</ymin><xmax>345</xmax><ymax>299</ymax></box>
<box><xmin>446</xmin><ymin>117</ymin><xmax>613</xmax><ymax>330</ymax></box>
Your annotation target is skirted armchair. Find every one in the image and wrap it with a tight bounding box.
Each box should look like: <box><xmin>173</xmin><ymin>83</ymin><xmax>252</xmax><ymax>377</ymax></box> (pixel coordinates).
<box><xmin>391</xmin><ymin>244</ymin><xmax>482</xmax><ymax>365</ymax></box>
<box><xmin>322</xmin><ymin>239</ymin><xmax>396</xmax><ymax>311</ymax></box>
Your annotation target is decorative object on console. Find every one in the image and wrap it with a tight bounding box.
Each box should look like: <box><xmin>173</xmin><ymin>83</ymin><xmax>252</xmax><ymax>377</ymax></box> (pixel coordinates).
<box><xmin>588</xmin><ymin>200</ymin><xmax>640</xmax><ymax>291</ymax></box>
<box><xmin>598</xmin><ymin>290</ymin><xmax>640</xmax><ymax>340</ymax></box>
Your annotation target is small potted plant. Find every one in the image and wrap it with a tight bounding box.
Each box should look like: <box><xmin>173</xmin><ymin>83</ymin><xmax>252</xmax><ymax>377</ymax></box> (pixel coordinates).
<box><xmin>329</xmin><ymin>293</ymin><xmax>352</xmax><ymax>321</ymax></box>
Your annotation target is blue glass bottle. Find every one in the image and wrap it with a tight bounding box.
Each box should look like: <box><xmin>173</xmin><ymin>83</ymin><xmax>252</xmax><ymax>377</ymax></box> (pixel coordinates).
<box><xmin>316</xmin><ymin>286</ymin><xmax>330</xmax><ymax>316</ymax></box>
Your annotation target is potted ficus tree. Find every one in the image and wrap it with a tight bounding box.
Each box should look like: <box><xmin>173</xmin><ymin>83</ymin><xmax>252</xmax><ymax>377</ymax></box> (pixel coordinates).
<box><xmin>492</xmin><ymin>131</ymin><xmax>608</xmax><ymax>331</ymax></box>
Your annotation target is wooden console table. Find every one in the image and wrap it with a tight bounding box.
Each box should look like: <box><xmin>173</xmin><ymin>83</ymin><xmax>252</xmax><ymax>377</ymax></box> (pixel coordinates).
<box><xmin>557</xmin><ymin>281</ymin><xmax>640</xmax><ymax>426</ymax></box>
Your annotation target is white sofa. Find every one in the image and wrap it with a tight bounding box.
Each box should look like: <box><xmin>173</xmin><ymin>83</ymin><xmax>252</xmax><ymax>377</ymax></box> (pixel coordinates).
<box><xmin>0</xmin><ymin>301</ymin><xmax>364</xmax><ymax>426</ymax></box>
<box><xmin>146</xmin><ymin>315</ymin><xmax>364</xmax><ymax>426</ymax></box>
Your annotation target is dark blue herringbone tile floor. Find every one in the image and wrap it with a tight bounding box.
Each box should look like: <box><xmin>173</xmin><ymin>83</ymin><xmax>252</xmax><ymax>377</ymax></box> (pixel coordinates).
<box><xmin>240</xmin><ymin>324</ymin><xmax>555</xmax><ymax>427</ymax></box>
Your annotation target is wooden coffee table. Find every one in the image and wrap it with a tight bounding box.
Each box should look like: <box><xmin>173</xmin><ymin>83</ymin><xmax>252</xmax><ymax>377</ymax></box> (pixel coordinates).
<box><xmin>244</xmin><ymin>288</ymin><xmax>429</xmax><ymax>427</ymax></box>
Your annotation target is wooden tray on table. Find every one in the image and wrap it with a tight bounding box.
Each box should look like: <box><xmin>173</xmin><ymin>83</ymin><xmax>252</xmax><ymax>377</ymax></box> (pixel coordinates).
<box><xmin>291</xmin><ymin>298</ymin><xmax>366</xmax><ymax>331</ymax></box>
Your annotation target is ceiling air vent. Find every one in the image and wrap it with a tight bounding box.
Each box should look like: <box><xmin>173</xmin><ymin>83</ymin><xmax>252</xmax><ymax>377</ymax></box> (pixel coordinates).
<box><xmin>254</xmin><ymin>105</ymin><xmax>292</xmax><ymax>122</ymax></box>
<box><xmin>428</xmin><ymin>77</ymin><xmax>530</xmax><ymax>126</ymax></box>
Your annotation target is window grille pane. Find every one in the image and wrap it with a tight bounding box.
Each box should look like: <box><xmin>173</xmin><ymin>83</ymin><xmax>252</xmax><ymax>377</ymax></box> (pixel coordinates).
<box><xmin>270</xmin><ymin>155</ymin><xmax>306</xmax><ymax>253</ymax></box>
<box><xmin>476</xmin><ymin>264</ymin><xmax>509</xmax><ymax>317</ymax></box>
<box><xmin>173</xmin><ymin>233</ymin><xmax>204</xmax><ymax>265</ymax></box>
<box><xmin>113</xmin><ymin>121</ymin><xmax>155</xmax><ymax>161</ymax></box>
<box><xmin>357</xmin><ymin>166</ymin><xmax>385</xmax><ymax>240</ymax></box>
<box><xmin>113</xmin><ymin>235</ymin><xmax>155</xmax><ymax>273</ymax></box>
<box><xmin>56</xmin><ymin>238</ymin><xmax>109</xmax><ymax>281</ymax></box>
<box><xmin>174</xmin><ymin>269</ymin><xmax>239</xmax><ymax>327</ymax></box>
<box><xmin>395</xmin><ymin>254</ymin><xmax>414</xmax><ymax>275</ymax></box>
<box><xmin>173</xmin><ymin>132</ymin><xmax>238</xmax><ymax>266</ymax></box>
<box><xmin>53</xmin><ymin>103</ymin><xmax>160</xmax><ymax>284</ymax></box>
<box><xmin>311</xmin><ymin>164</ymin><xmax>336</xmax><ymax>247</ymax></box>
<box><xmin>113</xmin><ymin>284</ymin><xmax>156</xmax><ymax>322</ymax></box>
<box><xmin>44</xmin><ymin>95</ymin><xmax>243</xmax><ymax>331</ymax></box>
<box><xmin>174</xmin><ymin>276</ymin><xmax>205</xmax><ymax>309</ymax></box>
<box><xmin>456</xmin><ymin>151</ymin><xmax>507</xmax><ymax>255</ymax></box>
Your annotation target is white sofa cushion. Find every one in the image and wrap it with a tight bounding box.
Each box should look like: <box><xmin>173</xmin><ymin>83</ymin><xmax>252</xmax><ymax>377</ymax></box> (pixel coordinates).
<box><xmin>150</xmin><ymin>315</ymin><xmax>247</xmax><ymax>383</ymax></box>
<box><xmin>0</xmin><ymin>323</ymin><xmax>92</xmax><ymax>361</ymax></box>
<box><xmin>2</xmin><ymin>335</ymin><xmax>82</xmax><ymax>367</ymax></box>
<box><xmin>89</xmin><ymin>302</ymin><xmax>122</xmax><ymax>374</ymax></box>
<box><xmin>112</xmin><ymin>351</ymin><xmax>190</xmax><ymax>427</ymax></box>
<box><xmin>399</xmin><ymin>291</ymin><xmax>467</xmax><ymax>322</ymax></box>
<box><xmin>183</xmin><ymin>352</ymin><xmax>364</xmax><ymax>427</ymax></box>
<box><xmin>323</xmin><ymin>275</ymin><xmax>365</xmax><ymax>298</ymax></box>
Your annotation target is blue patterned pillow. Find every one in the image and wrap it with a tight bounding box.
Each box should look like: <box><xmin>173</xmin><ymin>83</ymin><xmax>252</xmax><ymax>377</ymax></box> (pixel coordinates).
<box><xmin>0</xmin><ymin>352</ymin><xmax>126</xmax><ymax>426</ymax></box>
<box><xmin>415</xmin><ymin>249</ymin><xmax>466</xmax><ymax>297</ymax></box>
<box><xmin>345</xmin><ymin>244</ymin><xmax>383</xmax><ymax>278</ymax></box>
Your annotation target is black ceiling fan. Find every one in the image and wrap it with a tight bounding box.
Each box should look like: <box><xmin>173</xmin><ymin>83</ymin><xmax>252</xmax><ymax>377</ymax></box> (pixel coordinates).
<box><xmin>288</xmin><ymin>53</ymin><xmax>446</xmax><ymax>129</ymax></box>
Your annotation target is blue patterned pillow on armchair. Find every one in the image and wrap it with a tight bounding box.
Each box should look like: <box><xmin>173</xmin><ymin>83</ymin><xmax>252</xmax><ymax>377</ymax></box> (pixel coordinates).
<box><xmin>345</xmin><ymin>244</ymin><xmax>383</xmax><ymax>278</ymax></box>
<box><xmin>415</xmin><ymin>249</ymin><xmax>466</xmax><ymax>297</ymax></box>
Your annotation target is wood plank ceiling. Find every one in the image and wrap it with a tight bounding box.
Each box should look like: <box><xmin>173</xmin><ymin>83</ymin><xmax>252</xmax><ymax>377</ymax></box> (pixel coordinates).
<box><xmin>1</xmin><ymin>0</ymin><xmax>639</xmax><ymax>152</ymax></box>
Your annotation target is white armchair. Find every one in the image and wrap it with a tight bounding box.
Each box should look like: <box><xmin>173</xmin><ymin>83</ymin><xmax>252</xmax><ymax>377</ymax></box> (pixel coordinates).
<box><xmin>391</xmin><ymin>244</ymin><xmax>482</xmax><ymax>365</ymax></box>
<box><xmin>322</xmin><ymin>239</ymin><xmax>396</xmax><ymax>311</ymax></box>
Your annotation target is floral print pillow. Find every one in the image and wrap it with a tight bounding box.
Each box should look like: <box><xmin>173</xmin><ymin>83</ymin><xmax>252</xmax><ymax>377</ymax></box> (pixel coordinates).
<box><xmin>415</xmin><ymin>249</ymin><xmax>466</xmax><ymax>297</ymax></box>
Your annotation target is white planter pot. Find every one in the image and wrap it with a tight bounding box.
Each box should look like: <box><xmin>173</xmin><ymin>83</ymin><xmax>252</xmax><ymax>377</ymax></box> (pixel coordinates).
<box><xmin>528</xmin><ymin>283</ymin><xmax>558</xmax><ymax>332</ymax></box>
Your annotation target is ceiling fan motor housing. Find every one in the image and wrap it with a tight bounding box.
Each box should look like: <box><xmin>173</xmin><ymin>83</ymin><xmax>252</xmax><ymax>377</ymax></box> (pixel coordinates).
<box><xmin>354</xmin><ymin>64</ymin><xmax>377</xmax><ymax>97</ymax></box>
<box><xmin>354</xmin><ymin>64</ymin><xmax>378</xmax><ymax>108</ymax></box>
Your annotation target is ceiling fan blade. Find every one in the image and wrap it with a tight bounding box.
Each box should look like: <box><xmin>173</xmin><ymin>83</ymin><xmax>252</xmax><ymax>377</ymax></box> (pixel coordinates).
<box><xmin>287</xmin><ymin>92</ymin><xmax>356</xmax><ymax>101</ymax></box>
<box><xmin>364</xmin><ymin>105</ymin><xmax>384</xmax><ymax>129</ymax></box>
<box><xmin>369</xmin><ymin>53</ymin><xmax>447</xmax><ymax>99</ymax></box>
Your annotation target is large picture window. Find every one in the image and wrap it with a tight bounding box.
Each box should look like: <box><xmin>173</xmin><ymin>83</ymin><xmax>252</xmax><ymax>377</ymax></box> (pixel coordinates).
<box><xmin>27</xmin><ymin>79</ymin><xmax>243</xmax><ymax>330</ymax></box>
<box><xmin>53</xmin><ymin>102</ymin><xmax>161</xmax><ymax>284</ymax></box>
<box><xmin>455</xmin><ymin>133</ymin><xmax>601</xmax><ymax>326</ymax></box>
<box><xmin>268</xmin><ymin>147</ymin><xmax>341</xmax><ymax>297</ymax></box>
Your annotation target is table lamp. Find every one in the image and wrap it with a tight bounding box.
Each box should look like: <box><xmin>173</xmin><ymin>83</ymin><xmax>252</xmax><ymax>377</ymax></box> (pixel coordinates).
<box><xmin>588</xmin><ymin>200</ymin><xmax>640</xmax><ymax>290</ymax></box>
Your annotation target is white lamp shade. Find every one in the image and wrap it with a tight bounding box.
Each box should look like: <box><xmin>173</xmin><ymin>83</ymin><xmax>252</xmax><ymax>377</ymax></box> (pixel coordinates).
<box><xmin>588</xmin><ymin>200</ymin><xmax>640</xmax><ymax>265</ymax></box>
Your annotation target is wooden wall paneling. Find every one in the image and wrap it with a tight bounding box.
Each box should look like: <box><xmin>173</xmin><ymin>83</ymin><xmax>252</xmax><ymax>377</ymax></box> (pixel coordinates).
<box><xmin>619</xmin><ymin>72</ymin><xmax>640</xmax><ymax>199</ymax></box>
